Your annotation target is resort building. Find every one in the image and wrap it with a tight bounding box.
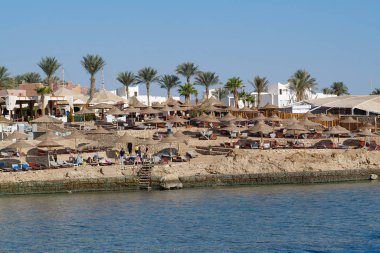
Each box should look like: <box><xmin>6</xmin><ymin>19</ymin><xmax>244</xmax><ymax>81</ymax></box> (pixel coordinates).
<box><xmin>114</xmin><ymin>86</ymin><xmax>180</xmax><ymax>105</ymax></box>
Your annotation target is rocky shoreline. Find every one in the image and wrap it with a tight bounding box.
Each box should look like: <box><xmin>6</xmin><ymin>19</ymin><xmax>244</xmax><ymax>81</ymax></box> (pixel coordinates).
<box><xmin>1</xmin><ymin>168</ymin><xmax>379</xmax><ymax>195</ymax></box>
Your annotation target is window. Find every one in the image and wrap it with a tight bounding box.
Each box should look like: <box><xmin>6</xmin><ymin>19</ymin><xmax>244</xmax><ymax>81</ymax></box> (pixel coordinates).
<box><xmin>279</xmin><ymin>89</ymin><xmax>282</xmax><ymax>95</ymax></box>
<box><xmin>134</xmin><ymin>92</ymin><xmax>137</xmax><ymax>96</ymax></box>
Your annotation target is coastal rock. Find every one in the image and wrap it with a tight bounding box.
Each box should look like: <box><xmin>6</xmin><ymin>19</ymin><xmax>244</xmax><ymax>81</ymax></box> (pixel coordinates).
<box><xmin>159</xmin><ymin>174</ymin><xmax>183</xmax><ymax>190</ymax></box>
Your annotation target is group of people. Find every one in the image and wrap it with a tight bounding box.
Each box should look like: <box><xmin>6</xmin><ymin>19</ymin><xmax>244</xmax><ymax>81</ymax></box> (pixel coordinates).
<box><xmin>117</xmin><ymin>145</ymin><xmax>149</xmax><ymax>165</ymax></box>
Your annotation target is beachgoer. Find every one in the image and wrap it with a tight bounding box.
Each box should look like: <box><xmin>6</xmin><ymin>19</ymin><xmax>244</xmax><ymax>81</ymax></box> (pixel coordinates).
<box><xmin>127</xmin><ymin>143</ymin><xmax>133</xmax><ymax>155</ymax></box>
<box><xmin>87</xmin><ymin>157</ymin><xmax>93</xmax><ymax>163</ymax></box>
<box><xmin>53</xmin><ymin>149</ymin><xmax>58</xmax><ymax>162</ymax></box>
<box><xmin>135</xmin><ymin>146</ymin><xmax>139</xmax><ymax>155</ymax></box>
<box><xmin>93</xmin><ymin>153</ymin><xmax>99</xmax><ymax>161</ymax></box>
<box><xmin>138</xmin><ymin>146</ymin><xmax>142</xmax><ymax>157</ymax></box>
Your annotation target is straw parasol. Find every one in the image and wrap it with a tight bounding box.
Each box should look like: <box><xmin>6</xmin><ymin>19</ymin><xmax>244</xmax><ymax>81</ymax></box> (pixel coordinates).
<box><xmin>253</xmin><ymin>113</ymin><xmax>267</xmax><ymax>121</ymax></box>
<box><xmin>35</xmin><ymin>130</ymin><xmax>64</xmax><ymax>141</ymax></box>
<box><xmin>90</xmin><ymin>103</ymin><xmax>114</xmax><ymax>110</ymax></box>
<box><xmin>145</xmin><ymin>116</ymin><xmax>165</xmax><ymax>128</ymax></box>
<box><xmin>116</xmin><ymin>133</ymin><xmax>138</xmax><ymax>144</ymax></box>
<box><xmin>301</xmin><ymin>118</ymin><xmax>322</xmax><ymax>129</ymax></box>
<box><xmin>304</xmin><ymin>111</ymin><xmax>317</xmax><ymax>119</ymax></box>
<box><xmin>262</xmin><ymin>103</ymin><xmax>279</xmax><ymax>110</ymax></box>
<box><xmin>171</xmin><ymin>104</ymin><xmax>182</xmax><ymax>112</ymax></box>
<box><xmin>5</xmin><ymin>131</ymin><xmax>28</xmax><ymax>141</ymax></box>
<box><xmin>248</xmin><ymin>121</ymin><xmax>274</xmax><ymax>142</ymax></box>
<box><xmin>37</xmin><ymin>139</ymin><xmax>63</xmax><ymax>168</ymax></box>
<box><xmin>220</xmin><ymin>112</ymin><xmax>236</xmax><ymax>122</ymax></box>
<box><xmin>267</xmin><ymin>114</ymin><xmax>282</xmax><ymax>122</ymax></box>
<box><xmin>160</xmin><ymin>135</ymin><xmax>182</xmax><ymax>161</ymax></box>
<box><xmin>314</xmin><ymin>114</ymin><xmax>334</xmax><ymax>123</ymax></box>
<box><xmin>163</xmin><ymin>97</ymin><xmax>180</xmax><ymax>106</ymax></box>
<box><xmin>192</xmin><ymin>112</ymin><xmax>208</xmax><ymax>121</ymax></box>
<box><xmin>75</xmin><ymin>107</ymin><xmax>94</xmax><ymax>115</ymax></box>
<box><xmin>239</xmin><ymin>106</ymin><xmax>254</xmax><ymax>112</ymax></box>
<box><xmin>31</xmin><ymin>115</ymin><xmax>62</xmax><ymax>124</ymax></box>
<box><xmin>222</xmin><ymin>123</ymin><xmax>241</xmax><ymax>132</ymax></box>
<box><xmin>356</xmin><ymin>129</ymin><xmax>377</xmax><ymax>137</ymax></box>
<box><xmin>340</xmin><ymin>116</ymin><xmax>358</xmax><ymax>131</ymax></box>
<box><xmin>324</xmin><ymin>126</ymin><xmax>350</xmax><ymax>143</ymax></box>
<box><xmin>140</xmin><ymin>106</ymin><xmax>161</xmax><ymax>115</ymax></box>
<box><xmin>86</xmin><ymin>126</ymin><xmax>112</xmax><ymax>135</ymax></box>
<box><xmin>226</xmin><ymin>105</ymin><xmax>239</xmax><ymax>112</ymax></box>
<box><xmin>6</xmin><ymin>140</ymin><xmax>35</xmax><ymax>152</ymax></box>
<box><xmin>128</xmin><ymin>96</ymin><xmax>148</xmax><ymax>108</ymax></box>
<box><xmin>161</xmin><ymin>104</ymin><xmax>174</xmax><ymax>113</ymax></box>
<box><xmin>168</xmin><ymin>115</ymin><xmax>188</xmax><ymax>124</ymax></box>
<box><xmin>201</xmin><ymin>114</ymin><xmax>220</xmax><ymax>123</ymax></box>
<box><xmin>123</xmin><ymin>106</ymin><xmax>140</xmax><ymax>114</ymax></box>
<box><xmin>65</xmin><ymin>131</ymin><xmax>89</xmax><ymax>150</ymax></box>
<box><xmin>180</xmin><ymin>100</ymin><xmax>193</xmax><ymax>109</ymax></box>
<box><xmin>231</xmin><ymin>115</ymin><xmax>249</xmax><ymax>125</ymax></box>
<box><xmin>283</xmin><ymin>117</ymin><xmax>300</xmax><ymax>126</ymax></box>
<box><xmin>173</xmin><ymin>131</ymin><xmax>189</xmax><ymax>142</ymax></box>
<box><xmin>360</xmin><ymin>122</ymin><xmax>376</xmax><ymax>130</ymax></box>
<box><xmin>106</xmin><ymin>106</ymin><xmax>126</xmax><ymax>115</ymax></box>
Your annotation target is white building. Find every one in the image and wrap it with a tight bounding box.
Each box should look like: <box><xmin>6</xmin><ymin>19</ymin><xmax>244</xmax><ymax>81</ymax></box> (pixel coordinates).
<box><xmin>112</xmin><ymin>86</ymin><xmax>180</xmax><ymax>105</ymax></box>
<box><xmin>214</xmin><ymin>82</ymin><xmax>336</xmax><ymax>111</ymax></box>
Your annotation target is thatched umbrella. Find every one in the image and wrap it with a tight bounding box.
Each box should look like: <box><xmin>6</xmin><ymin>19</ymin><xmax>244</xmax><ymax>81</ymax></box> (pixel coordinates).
<box><xmin>222</xmin><ymin>123</ymin><xmax>242</xmax><ymax>132</ymax></box>
<box><xmin>226</xmin><ymin>105</ymin><xmax>239</xmax><ymax>112</ymax></box>
<box><xmin>35</xmin><ymin>130</ymin><xmax>64</xmax><ymax>141</ymax></box>
<box><xmin>171</xmin><ymin>104</ymin><xmax>182</xmax><ymax>112</ymax></box>
<box><xmin>286</xmin><ymin>123</ymin><xmax>308</xmax><ymax>139</ymax></box>
<box><xmin>283</xmin><ymin>117</ymin><xmax>300</xmax><ymax>126</ymax></box>
<box><xmin>267</xmin><ymin>114</ymin><xmax>283</xmax><ymax>122</ymax></box>
<box><xmin>304</xmin><ymin>111</ymin><xmax>317</xmax><ymax>119</ymax></box>
<box><xmin>168</xmin><ymin>115</ymin><xmax>188</xmax><ymax>127</ymax></box>
<box><xmin>356</xmin><ymin>129</ymin><xmax>377</xmax><ymax>137</ymax></box>
<box><xmin>140</xmin><ymin>106</ymin><xmax>161</xmax><ymax>115</ymax></box>
<box><xmin>324</xmin><ymin>126</ymin><xmax>350</xmax><ymax>143</ymax></box>
<box><xmin>5</xmin><ymin>131</ymin><xmax>28</xmax><ymax>141</ymax></box>
<box><xmin>360</xmin><ymin>122</ymin><xmax>376</xmax><ymax>131</ymax></box>
<box><xmin>262</xmin><ymin>103</ymin><xmax>279</xmax><ymax>110</ymax></box>
<box><xmin>231</xmin><ymin>115</ymin><xmax>249</xmax><ymax>126</ymax></box>
<box><xmin>248</xmin><ymin>121</ymin><xmax>274</xmax><ymax>143</ymax></box>
<box><xmin>76</xmin><ymin>107</ymin><xmax>94</xmax><ymax>115</ymax></box>
<box><xmin>253</xmin><ymin>113</ymin><xmax>267</xmax><ymax>121</ymax></box>
<box><xmin>123</xmin><ymin>106</ymin><xmax>140</xmax><ymax>114</ymax></box>
<box><xmin>220</xmin><ymin>112</ymin><xmax>236</xmax><ymax>122</ymax></box>
<box><xmin>340</xmin><ymin>116</ymin><xmax>358</xmax><ymax>131</ymax></box>
<box><xmin>160</xmin><ymin>135</ymin><xmax>182</xmax><ymax>161</ymax></box>
<box><xmin>117</xmin><ymin>133</ymin><xmax>138</xmax><ymax>144</ymax></box>
<box><xmin>144</xmin><ymin>116</ymin><xmax>165</xmax><ymax>128</ymax></box>
<box><xmin>65</xmin><ymin>131</ymin><xmax>89</xmax><ymax>150</ymax></box>
<box><xmin>301</xmin><ymin>118</ymin><xmax>322</xmax><ymax>129</ymax></box>
<box><xmin>163</xmin><ymin>97</ymin><xmax>180</xmax><ymax>106</ymax></box>
<box><xmin>86</xmin><ymin>126</ymin><xmax>112</xmax><ymax>135</ymax></box>
<box><xmin>201</xmin><ymin>114</ymin><xmax>220</xmax><ymax>127</ymax></box>
<box><xmin>90</xmin><ymin>103</ymin><xmax>114</xmax><ymax>110</ymax></box>
<box><xmin>239</xmin><ymin>106</ymin><xmax>253</xmax><ymax>112</ymax></box>
<box><xmin>180</xmin><ymin>101</ymin><xmax>193</xmax><ymax>110</ymax></box>
<box><xmin>37</xmin><ymin>139</ymin><xmax>63</xmax><ymax>168</ymax></box>
<box><xmin>106</xmin><ymin>106</ymin><xmax>126</xmax><ymax>116</ymax></box>
<box><xmin>6</xmin><ymin>140</ymin><xmax>35</xmax><ymax>155</ymax></box>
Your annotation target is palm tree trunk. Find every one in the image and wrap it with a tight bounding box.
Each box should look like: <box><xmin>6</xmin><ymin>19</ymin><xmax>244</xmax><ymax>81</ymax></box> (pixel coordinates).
<box><xmin>234</xmin><ymin>90</ymin><xmax>238</xmax><ymax>108</ymax></box>
<box><xmin>146</xmin><ymin>82</ymin><xmax>150</xmax><ymax>106</ymax></box>
<box><xmin>167</xmin><ymin>89</ymin><xmax>171</xmax><ymax>98</ymax></box>
<box><xmin>205</xmin><ymin>86</ymin><xmax>209</xmax><ymax>100</ymax></box>
<box><xmin>257</xmin><ymin>92</ymin><xmax>261</xmax><ymax>108</ymax></box>
<box><xmin>187</xmin><ymin>77</ymin><xmax>190</xmax><ymax>84</ymax></box>
<box><xmin>87</xmin><ymin>75</ymin><xmax>95</xmax><ymax>104</ymax></box>
<box><xmin>126</xmin><ymin>86</ymin><xmax>129</xmax><ymax>99</ymax></box>
<box><xmin>185</xmin><ymin>95</ymin><xmax>190</xmax><ymax>103</ymax></box>
<box><xmin>41</xmin><ymin>95</ymin><xmax>45</xmax><ymax>116</ymax></box>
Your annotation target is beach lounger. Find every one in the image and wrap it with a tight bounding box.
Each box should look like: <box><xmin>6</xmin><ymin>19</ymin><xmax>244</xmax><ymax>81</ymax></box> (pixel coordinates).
<box><xmin>186</xmin><ymin>150</ymin><xmax>198</xmax><ymax>158</ymax></box>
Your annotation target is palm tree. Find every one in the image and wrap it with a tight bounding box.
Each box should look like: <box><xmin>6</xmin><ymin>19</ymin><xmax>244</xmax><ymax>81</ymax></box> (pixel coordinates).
<box><xmin>36</xmin><ymin>86</ymin><xmax>52</xmax><ymax>116</ymax></box>
<box><xmin>225</xmin><ymin>77</ymin><xmax>244</xmax><ymax>108</ymax></box>
<box><xmin>212</xmin><ymin>88</ymin><xmax>229</xmax><ymax>101</ymax></box>
<box><xmin>194</xmin><ymin>72</ymin><xmax>219</xmax><ymax>100</ymax></box>
<box><xmin>370</xmin><ymin>88</ymin><xmax>380</xmax><ymax>95</ymax></box>
<box><xmin>322</xmin><ymin>87</ymin><xmax>333</xmax><ymax>94</ymax></box>
<box><xmin>159</xmin><ymin>75</ymin><xmax>180</xmax><ymax>98</ymax></box>
<box><xmin>117</xmin><ymin>71</ymin><xmax>137</xmax><ymax>99</ymax></box>
<box><xmin>81</xmin><ymin>54</ymin><xmax>106</xmax><ymax>104</ymax></box>
<box><xmin>194</xmin><ymin>89</ymin><xmax>199</xmax><ymax>104</ymax></box>
<box><xmin>330</xmin><ymin>82</ymin><xmax>349</xmax><ymax>96</ymax></box>
<box><xmin>178</xmin><ymin>83</ymin><xmax>197</xmax><ymax>103</ymax></box>
<box><xmin>238</xmin><ymin>90</ymin><xmax>248</xmax><ymax>107</ymax></box>
<box><xmin>245</xmin><ymin>94</ymin><xmax>255</xmax><ymax>107</ymax></box>
<box><xmin>288</xmin><ymin>69</ymin><xmax>317</xmax><ymax>102</ymax></box>
<box><xmin>137</xmin><ymin>67</ymin><xmax>159</xmax><ymax>106</ymax></box>
<box><xmin>249</xmin><ymin>76</ymin><xmax>269</xmax><ymax>108</ymax></box>
<box><xmin>0</xmin><ymin>66</ymin><xmax>12</xmax><ymax>89</ymax></box>
<box><xmin>22</xmin><ymin>72</ymin><xmax>42</xmax><ymax>83</ymax></box>
<box><xmin>176</xmin><ymin>62</ymin><xmax>199</xmax><ymax>84</ymax></box>
<box><xmin>38</xmin><ymin>57</ymin><xmax>61</xmax><ymax>90</ymax></box>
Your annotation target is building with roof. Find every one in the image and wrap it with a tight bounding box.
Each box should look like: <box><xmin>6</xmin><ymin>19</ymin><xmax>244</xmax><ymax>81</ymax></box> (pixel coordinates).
<box><xmin>304</xmin><ymin>95</ymin><xmax>380</xmax><ymax>115</ymax></box>
<box><xmin>114</xmin><ymin>86</ymin><xmax>180</xmax><ymax>105</ymax></box>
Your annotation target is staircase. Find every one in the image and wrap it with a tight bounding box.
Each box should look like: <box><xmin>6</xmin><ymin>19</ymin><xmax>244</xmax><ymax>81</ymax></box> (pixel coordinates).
<box><xmin>138</xmin><ymin>162</ymin><xmax>154</xmax><ymax>190</ymax></box>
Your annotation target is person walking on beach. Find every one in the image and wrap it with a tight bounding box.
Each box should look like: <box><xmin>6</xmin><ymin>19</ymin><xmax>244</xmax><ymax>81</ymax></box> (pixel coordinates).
<box><xmin>119</xmin><ymin>148</ymin><xmax>126</xmax><ymax>164</ymax></box>
<box><xmin>53</xmin><ymin>149</ymin><xmax>58</xmax><ymax>162</ymax></box>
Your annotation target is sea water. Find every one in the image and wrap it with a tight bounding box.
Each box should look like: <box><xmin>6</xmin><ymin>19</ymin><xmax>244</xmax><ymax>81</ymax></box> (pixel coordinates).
<box><xmin>0</xmin><ymin>182</ymin><xmax>380</xmax><ymax>252</ymax></box>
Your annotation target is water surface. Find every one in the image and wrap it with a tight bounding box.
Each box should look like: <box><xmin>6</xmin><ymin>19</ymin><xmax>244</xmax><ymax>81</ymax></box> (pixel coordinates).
<box><xmin>0</xmin><ymin>182</ymin><xmax>379</xmax><ymax>252</ymax></box>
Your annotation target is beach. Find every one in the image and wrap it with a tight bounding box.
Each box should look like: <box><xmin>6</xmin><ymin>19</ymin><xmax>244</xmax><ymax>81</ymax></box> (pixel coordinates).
<box><xmin>0</xmin><ymin>128</ymin><xmax>379</xmax><ymax>193</ymax></box>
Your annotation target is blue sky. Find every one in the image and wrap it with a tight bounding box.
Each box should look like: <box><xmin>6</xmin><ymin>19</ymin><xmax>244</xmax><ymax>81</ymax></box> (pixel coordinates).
<box><xmin>1</xmin><ymin>0</ymin><xmax>379</xmax><ymax>96</ymax></box>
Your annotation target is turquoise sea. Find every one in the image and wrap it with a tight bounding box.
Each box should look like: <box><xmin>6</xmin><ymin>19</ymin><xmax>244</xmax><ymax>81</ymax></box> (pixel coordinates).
<box><xmin>0</xmin><ymin>182</ymin><xmax>380</xmax><ymax>252</ymax></box>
